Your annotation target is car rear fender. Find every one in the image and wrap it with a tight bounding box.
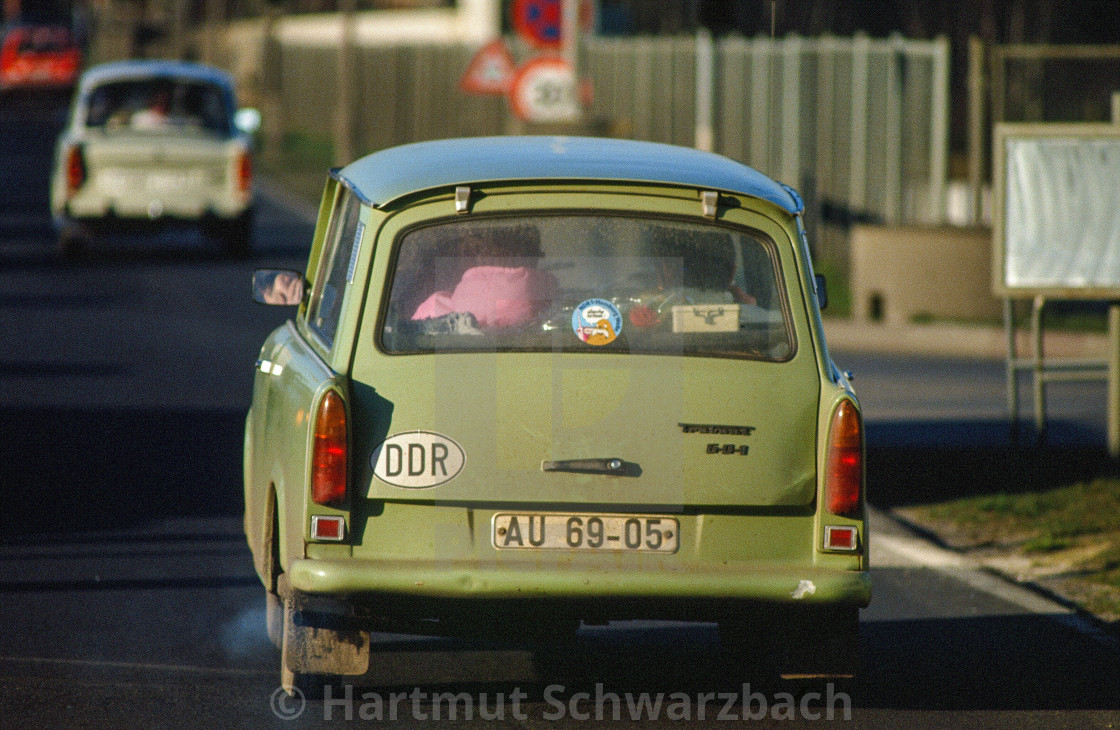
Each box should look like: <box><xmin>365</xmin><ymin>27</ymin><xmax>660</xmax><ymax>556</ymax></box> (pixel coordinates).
<box><xmin>249</xmin><ymin>321</ymin><xmax>346</xmax><ymax>574</ymax></box>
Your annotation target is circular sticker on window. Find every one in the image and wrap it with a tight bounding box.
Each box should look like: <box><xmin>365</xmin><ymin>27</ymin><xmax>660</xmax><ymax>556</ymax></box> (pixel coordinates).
<box><xmin>571</xmin><ymin>298</ymin><xmax>622</xmax><ymax>345</ymax></box>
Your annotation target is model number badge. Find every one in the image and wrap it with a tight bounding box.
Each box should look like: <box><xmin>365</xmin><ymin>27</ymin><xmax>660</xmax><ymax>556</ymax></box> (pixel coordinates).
<box><xmin>370</xmin><ymin>431</ymin><xmax>465</xmax><ymax>489</ymax></box>
<box><xmin>707</xmin><ymin>444</ymin><xmax>749</xmax><ymax>455</ymax></box>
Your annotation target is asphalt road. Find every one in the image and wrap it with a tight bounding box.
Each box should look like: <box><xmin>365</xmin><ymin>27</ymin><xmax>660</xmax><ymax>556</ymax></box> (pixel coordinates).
<box><xmin>0</xmin><ymin>94</ymin><xmax>1116</xmax><ymax>728</ymax></box>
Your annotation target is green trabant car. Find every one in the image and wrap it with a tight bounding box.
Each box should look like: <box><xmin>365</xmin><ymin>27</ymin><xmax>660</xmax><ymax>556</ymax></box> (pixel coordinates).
<box><xmin>244</xmin><ymin>136</ymin><xmax>869</xmax><ymax>692</ymax></box>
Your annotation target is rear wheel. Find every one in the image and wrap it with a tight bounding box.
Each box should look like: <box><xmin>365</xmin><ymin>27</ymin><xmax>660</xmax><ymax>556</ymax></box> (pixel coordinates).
<box><xmin>721</xmin><ymin>605</ymin><xmax>859</xmax><ymax>683</ymax></box>
<box><xmin>525</xmin><ymin>617</ymin><xmax>581</xmax><ymax>680</ymax></box>
<box><xmin>213</xmin><ymin>209</ymin><xmax>253</xmax><ymax>259</ymax></box>
<box><xmin>59</xmin><ymin>226</ymin><xmax>86</xmax><ymax>260</ymax></box>
<box><xmin>263</xmin><ymin>496</ymin><xmax>283</xmax><ymax>649</ymax></box>
<box><xmin>266</xmin><ymin>592</ymin><xmax>283</xmax><ymax>649</ymax></box>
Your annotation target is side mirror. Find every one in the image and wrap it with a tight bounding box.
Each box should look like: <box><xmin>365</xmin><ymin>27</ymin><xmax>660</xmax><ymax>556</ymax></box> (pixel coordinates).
<box><xmin>253</xmin><ymin>269</ymin><xmax>305</xmax><ymax>306</ymax></box>
<box><xmin>814</xmin><ymin>273</ymin><xmax>828</xmax><ymax>310</ymax></box>
<box><xmin>234</xmin><ymin>107</ymin><xmax>262</xmax><ymax>136</ymax></box>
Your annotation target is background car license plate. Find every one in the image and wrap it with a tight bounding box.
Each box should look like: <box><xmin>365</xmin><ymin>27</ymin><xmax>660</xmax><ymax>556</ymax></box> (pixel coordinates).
<box><xmin>492</xmin><ymin>513</ymin><xmax>678</xmax><ymax>553</ymax></box>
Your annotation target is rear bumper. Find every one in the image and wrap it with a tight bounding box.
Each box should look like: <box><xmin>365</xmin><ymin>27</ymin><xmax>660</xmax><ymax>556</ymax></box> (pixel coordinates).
<box><xmin>63</xmin><ymin>197</ymin><xmax>252</xmax><ymax>223</ymax></box>
<box><xmin>288</xmin><ymin>557</ymin><xmax>871</xmax><ymax>610</ymax></box>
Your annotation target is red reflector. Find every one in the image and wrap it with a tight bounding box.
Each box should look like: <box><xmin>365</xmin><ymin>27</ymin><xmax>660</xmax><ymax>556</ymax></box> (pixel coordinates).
<box><xmin>311</xmin><ymin>390</ymin><xmax>347</xmax><ymax>506</ymax></box>
<box><xmin>824</xmin><ymin>525</ymin><xmax>858</xmax><ymax>551</ymax></box>
<box><xmin>236</xmin><ymin>150</ymin><xmax>252</xmax><ymax>193</ymax></box>
<box><xmin>824</xmin><ymin>400</ymin><xmax>862</xmax><ymax>516</ymax></box>
<box><xmin>311</xmin><ymin>515</ymin><xmax>345</xmax><ymax>541</ymax></box>
<box><xmin>65</xmin><ymin>145</ymin><xmax>85</xmax><ymax>195</ymax></box>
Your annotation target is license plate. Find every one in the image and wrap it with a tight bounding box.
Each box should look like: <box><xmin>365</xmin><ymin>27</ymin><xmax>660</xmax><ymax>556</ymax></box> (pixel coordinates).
<box><xmin>146</xmin><ymin>170</ymin><xmax>203</xmax><ymax>191</ymax></box>
<box><xmin>492</xmin><ymin>513</ymin><xmax>679</xmax><ymax>553</ymax></box>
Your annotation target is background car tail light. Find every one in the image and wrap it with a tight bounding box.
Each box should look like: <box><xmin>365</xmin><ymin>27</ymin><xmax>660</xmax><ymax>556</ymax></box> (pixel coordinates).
<box><xmin>65</xmin><ymin>144</ymin><xmax>85</xmax><ymax>195</ymax></box>
<box><xmin>824</xmin><ymin>400</ymin><xmax>862</xmax><ymax>516</ymax></box>
<box><xmin>235</xmin><ymin>150</ymin><xmax>251</xmax><ymax>194</ymax></box>
<box><xmin>311</xmin><ymin>390</ymin><xmax>347</xmax><ymax>506</ymax></box>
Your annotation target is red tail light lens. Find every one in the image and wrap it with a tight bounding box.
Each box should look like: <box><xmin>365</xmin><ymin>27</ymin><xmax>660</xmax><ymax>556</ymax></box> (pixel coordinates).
<box><xmin>311</xmin><ymin>390</ymin><xmax>347</xmax><ymax>506</ymax></box>
<box><xmin>824</xmin><ymin>400</ymin><xmax>862</xmax><ymax>516</ymax></box>
<box><xmin>236</xmin><ymin>150</ymin><xmax>252</xmax><ymax>194</ymax></box>
<box><xmin>65</xmin><ymin>145</ymin><xmax>85</xmax><ymax>195</ymax></box>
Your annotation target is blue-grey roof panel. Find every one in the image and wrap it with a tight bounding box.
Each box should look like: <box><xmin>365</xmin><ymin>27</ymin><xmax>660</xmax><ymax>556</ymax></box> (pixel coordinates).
<box><xmin>77</xmin><ymin>60</ymin><xmax>235</xmax><ymax>96</ymax></box>
<box><xmin>338</xmin><ymin>136</ymin><xmax>802</xmax><ymax>214</ymax></box>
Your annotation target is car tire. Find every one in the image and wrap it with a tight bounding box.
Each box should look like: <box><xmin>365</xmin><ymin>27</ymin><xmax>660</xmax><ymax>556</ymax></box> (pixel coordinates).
<box><xmin>527</xmin><ymin>618</ymin><xmax>580</xmax><ymax>680</ymax></box>
<box><xmin>59</xmin><ymin>226</ymin><xmax>86</xmax><ymax>261</ymax></box>
<box><xmin>264</xmin><ymin>497</ymin><xmax>282</xmax><ymax>649</ymax></box>
<box><xmin>719</xmin><ymin>616</ymin><xmax>781</xmax><ymax>681</ymax></box>
<box><xmin>266</xmin><ymin>591</ymin><xmax>283</xmax><ymax>649</ymax></box>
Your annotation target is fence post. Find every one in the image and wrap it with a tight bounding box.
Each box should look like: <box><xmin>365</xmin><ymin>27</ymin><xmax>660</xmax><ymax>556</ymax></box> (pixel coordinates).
<box><xmin>928</xmin><ymin>35</ymin><xmax>950</xmax><ymax>223</ymax></box>
<box><xmin>883</xmin><ymin>34</ymin><xmax>903</xmax><ymax>225</ymax></box>
<box><xmin>749</xmin><ymin>36</ymin><xmax>772</xmax><ymax>170</ymax></box>
<box><xmin>967</xmin><ymin>36</ymin><xmax>987</xmax><ymax>226</ymax></box>
<box><xmin>1110</xmin><ymin>94</ymin><xmax>1120</xmax><ymax>457</ymax></box>
<box><xmin>848</xmin><ymin>33</ymin><xmax>870</xmax><ymax>216</ymax></box>
<box><xmin>261</xmin><ymin>8</ymin><xmax>284</xmax><ymax>160</ymax></box>
<box><xmin>780</xmin><ymin>34</ymin><xmax>802</xmax><ymax>188</ymax></box>
<box><xmin>335</xmin><ymin>1</ymin><xmax>356</xmax><ymax>167</ymax></box>
<box><xmin>694</xmin><ymin>27</ymin><xmax>715</xmax><ymax>152</ymax></box>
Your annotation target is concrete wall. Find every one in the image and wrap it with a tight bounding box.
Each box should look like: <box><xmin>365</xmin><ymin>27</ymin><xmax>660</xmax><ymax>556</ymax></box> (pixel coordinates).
<box><xmin>850</xmin><ymin>225</ymin><xmax>999</xmax><ymax>325</ymax></box>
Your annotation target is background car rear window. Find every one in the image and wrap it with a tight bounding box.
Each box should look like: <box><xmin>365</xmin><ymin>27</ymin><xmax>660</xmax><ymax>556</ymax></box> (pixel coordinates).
<box><xmin>84</xmin><ymin>79</ymin><xmax>230</xmax><ymax>134</ymax></box>
<box><xmin>382</xmin><ymin>214</ymin><xmax>794</xmax><ymax>360</ymax></box>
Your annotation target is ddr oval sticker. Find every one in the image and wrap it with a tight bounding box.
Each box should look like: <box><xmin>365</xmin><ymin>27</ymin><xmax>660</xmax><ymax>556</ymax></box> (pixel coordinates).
<box><xmin>370</xmin><ymin>431</ymin><xmax>465</xmax><ymax>489</ymax></box>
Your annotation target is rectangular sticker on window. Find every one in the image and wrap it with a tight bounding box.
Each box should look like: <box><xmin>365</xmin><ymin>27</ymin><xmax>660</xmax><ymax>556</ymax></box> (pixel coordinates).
<box><xmin>346</xmin><ymin>222</ymin><xmax>365</xmax><ymax>283</ymax></box>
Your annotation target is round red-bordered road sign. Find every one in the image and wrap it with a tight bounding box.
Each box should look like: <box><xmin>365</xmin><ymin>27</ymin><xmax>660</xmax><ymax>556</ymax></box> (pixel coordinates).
<box><xmin>508</xmin><ymin>56</ymin><xmax>580</xmax><ymax>123</ymax></box>
<box><xmin>511</xmin><ymin>0</ymin><xmax>563</xmax><ymax>50</ymax></box>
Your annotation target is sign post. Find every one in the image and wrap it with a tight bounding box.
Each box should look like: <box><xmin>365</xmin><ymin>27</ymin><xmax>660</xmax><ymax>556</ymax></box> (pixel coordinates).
<box><xmin>509</xmin><ymin>0</ymin><xmax>589</xmax><ymax>127</ymax></box>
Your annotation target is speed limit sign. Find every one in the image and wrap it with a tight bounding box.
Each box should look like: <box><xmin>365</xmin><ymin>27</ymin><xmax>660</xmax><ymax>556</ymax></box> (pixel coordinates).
<box><xmin>508</xmin><ymin>56</ymin><xmax>580</xmax><ymax>124</ymax></box>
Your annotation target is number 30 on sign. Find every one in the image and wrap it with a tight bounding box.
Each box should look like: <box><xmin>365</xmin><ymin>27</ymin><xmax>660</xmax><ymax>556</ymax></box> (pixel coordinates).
<box><xmin>508</xmin><ymin>56</ymin><xmax>580</xmax><ymax>124</ymax></box>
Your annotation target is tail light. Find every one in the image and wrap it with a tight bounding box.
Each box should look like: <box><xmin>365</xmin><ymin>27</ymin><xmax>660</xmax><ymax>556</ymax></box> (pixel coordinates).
<box><xmin>311</xmin><ymin>390</ymin><xmax>347</xmax><ymax>506</ymax></box>
<box><xmin>824</xmin><ymin>400</ymin><xmax>862</xmax><ymax>516</ymax></box>
<box><xmin>235</xmin><ymin>150</ymin><xmax>252</xmax><ymax>194</ymax></box>
<box><xmin>65</xmin><ymin>144</ymin><xmax>86</xmax><ymax>196</ymax></box>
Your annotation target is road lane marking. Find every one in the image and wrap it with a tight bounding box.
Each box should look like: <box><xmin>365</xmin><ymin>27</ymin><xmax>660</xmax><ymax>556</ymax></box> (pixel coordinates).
<box><xmin>873</xmin><ymin>513</ymin><xmax>1120</xmax><ymax>652</ymax></box>
<box><xmin>0</xmin><ymin>655</ymin><xmax>275</xmax><ymax>677</ymax></box>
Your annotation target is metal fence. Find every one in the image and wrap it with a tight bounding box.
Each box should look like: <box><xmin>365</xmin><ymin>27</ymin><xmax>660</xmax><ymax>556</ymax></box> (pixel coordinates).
<box><xmin>213</xmin><ymin>24</ymin><xmax>951</xmax><ymax>267</ymax></box>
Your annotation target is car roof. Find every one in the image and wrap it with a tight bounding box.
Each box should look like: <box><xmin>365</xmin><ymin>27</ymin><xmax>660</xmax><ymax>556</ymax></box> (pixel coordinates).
<box><xmin>336</xmin><ymin>136</ymin><xmax>803</xmax><ymax>215</ymax></box>
<box><xmin>76</xmin><ymin>60</ymin><xmax>234</xmax><ymax>94</ymax></box>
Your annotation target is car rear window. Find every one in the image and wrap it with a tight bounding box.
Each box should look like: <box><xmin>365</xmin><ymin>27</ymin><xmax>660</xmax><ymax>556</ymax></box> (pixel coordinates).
<box><xmin>381</xmin><ymin>214</ymin><xmax>794</xmax><ymax>361</ymax></box>
<box><xmin>13</xmin><ymin>27</ymin><xmax>73</xmax><ymax>54</ymax></box>
<box><xmin>83</xmin><ymin>78</ymin><xmax>231</xmax><ymax>134</ymax></box>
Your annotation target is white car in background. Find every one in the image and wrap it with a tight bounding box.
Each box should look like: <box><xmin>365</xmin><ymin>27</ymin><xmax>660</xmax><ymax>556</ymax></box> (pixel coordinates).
<box><xmin>50</xmin><ymin>59</ymin><xmax>259</xmax><ymax>258</ymax></box>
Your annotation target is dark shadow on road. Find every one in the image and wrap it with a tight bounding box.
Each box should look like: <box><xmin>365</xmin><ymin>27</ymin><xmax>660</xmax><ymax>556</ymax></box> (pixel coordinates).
<box><xmin>867</xmin><ymin>419</ymin><xmax>1118</xmax><ymax>508</ymax></box>
<box><xmin>859</xmin><ymin>612</ymin><xmax>1119</xmax><ymax>711</ymax></box>
<box><xmin>0</xmin><ymin>406</ymin><xmax>246</xmax><ymax>535</ymax></box>
<box><xmin>251</xmin><ymin>612</ymin><xmax>1119</xmax><ymax>716</ymax></box>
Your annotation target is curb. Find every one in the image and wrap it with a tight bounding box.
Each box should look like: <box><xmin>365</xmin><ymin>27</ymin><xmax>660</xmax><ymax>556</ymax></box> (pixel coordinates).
<box><xmin>823</xmin><ymin>318</ymin><xmax>1108</xmax><ymax>361</ymax></box>
<box><xmin>878</xmin><ymin>507</ymin><xmax>1119</xmax><ymax>649</ymax></box>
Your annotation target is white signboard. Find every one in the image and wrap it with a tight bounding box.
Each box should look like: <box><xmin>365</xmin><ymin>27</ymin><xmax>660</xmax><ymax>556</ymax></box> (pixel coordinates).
<box><xmin>995</xmin><ymin>123</ymin><xmax>1120</xmax><ymax>297</ymax></box>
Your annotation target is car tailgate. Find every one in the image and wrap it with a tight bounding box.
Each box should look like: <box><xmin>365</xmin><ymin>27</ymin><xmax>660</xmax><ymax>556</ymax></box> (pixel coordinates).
<box><xmin>82</xmin><ymin>132</ymin><xmax>235</xmax><ymax>198</ymax></box>
<box><xmin>350</xmin><ymin>350</ymin><xmax>820</xmax><ymax>508</ymax></box>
